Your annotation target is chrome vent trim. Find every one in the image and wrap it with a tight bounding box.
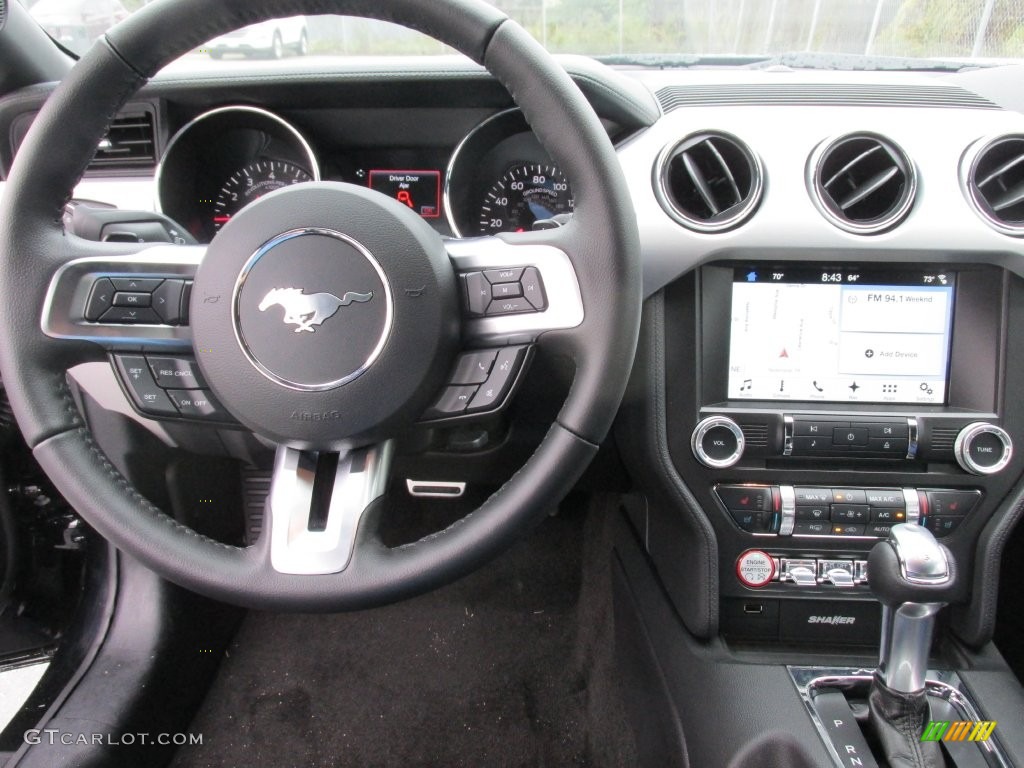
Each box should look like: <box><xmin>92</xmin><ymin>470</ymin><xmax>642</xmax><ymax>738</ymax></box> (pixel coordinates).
<box><xmin>808</xmin><ymin>133</ymin><xmax>916</xmax><ymax>235</ymax></box>
<box><xmin>962</xmin><ymin>135</ymin><xmax>1024</xmax><ymax>236</ymax></box>
<box><xmin>656</xmin><ymin>84</ymin><xmax>1000</xmax><ymax>112</ymax></box>
<box><xmin>89</xmin><ymin>108</ymin><xmax>157</xmax><ymax>170</ymax></box>
<box><xmin>654</xmin><ymin>131</ymin><xmax>764</xmax><ymax>233</ymax></box>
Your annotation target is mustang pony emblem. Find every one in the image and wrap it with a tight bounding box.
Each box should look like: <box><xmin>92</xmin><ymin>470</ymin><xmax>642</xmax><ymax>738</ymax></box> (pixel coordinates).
<box><xmin>258</xmin><ymin>287</ymin><xmax>373</xmax><ymax>333</ymax></box>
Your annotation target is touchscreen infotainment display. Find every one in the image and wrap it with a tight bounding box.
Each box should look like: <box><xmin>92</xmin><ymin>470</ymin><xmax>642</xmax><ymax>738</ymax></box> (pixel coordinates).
<box><xmin>727</xmin><ymin>268</ymin><xmax>955</xmax><ymax>404</ymax></box>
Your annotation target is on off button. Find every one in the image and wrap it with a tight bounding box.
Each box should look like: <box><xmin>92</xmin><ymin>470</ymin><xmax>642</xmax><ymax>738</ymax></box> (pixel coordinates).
<box><xmin>736</xmin><ymin>549</ymin><xmax>776</xmax><ymax>588</ymax></box>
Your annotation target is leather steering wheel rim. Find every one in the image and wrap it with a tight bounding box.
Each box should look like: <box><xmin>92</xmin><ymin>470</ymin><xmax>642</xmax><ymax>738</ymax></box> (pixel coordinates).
<box><xmin>0</xmin><ymin>0</ymin><xmax>641</xmax><ymax>610</ymax></box>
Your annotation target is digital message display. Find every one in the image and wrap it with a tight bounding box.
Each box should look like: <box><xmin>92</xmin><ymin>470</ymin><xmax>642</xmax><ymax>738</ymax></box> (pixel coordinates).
<box><xmin>368</xmin><ymin>169</ymin><xmax>441</xmax><ymax>219</ymax></box>
<box><xmin>727</xmin><ymin>268</ymin><xmax>956</xmax><ymax>404</ymax></box>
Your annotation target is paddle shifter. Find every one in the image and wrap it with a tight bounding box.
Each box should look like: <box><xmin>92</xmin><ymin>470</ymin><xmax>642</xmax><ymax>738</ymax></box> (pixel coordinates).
<box><xmin>867</xmin><ymin>523</ymin><xmax>957</xmax><ymax>768</ymax></box>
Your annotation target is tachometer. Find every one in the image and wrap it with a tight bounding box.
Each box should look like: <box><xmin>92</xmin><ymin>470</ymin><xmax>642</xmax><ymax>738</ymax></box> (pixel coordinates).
<box><xmin>477</xmin><ymin>163</ymin><xmax>574</xmax><ymax>234</ymax></box>
<box><xmin>213</xmin><ymin>159</ymin><xmax>312</xmax><ymax>230</ymax></box>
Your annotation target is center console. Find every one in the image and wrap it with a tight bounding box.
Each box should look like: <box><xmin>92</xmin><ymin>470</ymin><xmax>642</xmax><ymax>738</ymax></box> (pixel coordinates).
<box><xmin>612</xmin><ymin>259</ymin><xmax>1024</xmax><ymax>766</ymax></box>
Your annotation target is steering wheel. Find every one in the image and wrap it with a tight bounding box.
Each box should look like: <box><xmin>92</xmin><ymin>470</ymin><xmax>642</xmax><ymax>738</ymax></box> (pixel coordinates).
<box><xmin>0</xmin><ymin>0</ymin><xmax>640</xmax><ymax>610</ymax></box>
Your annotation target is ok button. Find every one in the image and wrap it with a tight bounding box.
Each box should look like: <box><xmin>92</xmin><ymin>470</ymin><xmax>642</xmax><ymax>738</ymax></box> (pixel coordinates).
<box><xmin>833</xmin><ymin>427</ymin><xmax>868</xmax><ymax>446</ymax></box>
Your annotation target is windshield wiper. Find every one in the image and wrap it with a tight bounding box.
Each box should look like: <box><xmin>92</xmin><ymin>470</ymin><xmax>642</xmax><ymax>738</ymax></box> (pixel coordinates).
<box><xmin>746</xmin><ymin>51</ymin><xmax>989</xmax><ymax>72</ymax></box>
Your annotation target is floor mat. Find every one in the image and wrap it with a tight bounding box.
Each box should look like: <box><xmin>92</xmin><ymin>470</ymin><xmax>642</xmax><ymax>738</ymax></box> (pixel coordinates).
<box><xmin>172</xmin><ymin>497</ymin><xmax>637</xmax><ymax>768</ymax></box>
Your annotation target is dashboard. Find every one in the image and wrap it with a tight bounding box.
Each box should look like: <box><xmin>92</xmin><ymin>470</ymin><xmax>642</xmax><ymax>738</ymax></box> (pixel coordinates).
<box><xmin>2</xmin><ymin>55</ymin><xmax>1024</xmax><ymax>656</ymax></box>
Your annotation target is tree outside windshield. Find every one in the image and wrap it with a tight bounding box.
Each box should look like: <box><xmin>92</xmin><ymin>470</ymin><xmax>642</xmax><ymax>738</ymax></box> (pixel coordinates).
<box><xmin>33</xmin><ymin>0</ymin><xmax>1024</xmax><ymax>60</ymax></box>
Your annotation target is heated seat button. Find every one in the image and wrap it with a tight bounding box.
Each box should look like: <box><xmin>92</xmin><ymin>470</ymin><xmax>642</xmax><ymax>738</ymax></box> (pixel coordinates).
<box><xmin>731</xmin><ymin>510</ymin><xmax>766</xmax><ymax>532</ymax></box>
<box><xmin>113</xmin><ymin>355</ymin><xmax>178</xmax><ymax>417</ymax></box>
<box><xmin>85</xmin><ymin>278</ymin><xmax>115</xmax><ymax>321</ymax></box>
<box><xmin>151</xmin><ymin>279</ymin><xmax>185</xmax><ymax>324</ymax></box>
<box><xmin>925</xmin><ymin>516</ymin><xmax>963</xmax><ymax>537</ymax></box>
<box><xmin>167</xmin><ymin>389</ymin><xmax>229</xmax><ymax>421</ymax></box>
<box><xmin>924</xmin><ymin>490</ymin><xmax>980</xmax><ymax>517</ymax></box>
<box><xmin>147</xmin><ymin>357</ymin><xmax>206</xmax><ymax>389</ymax></box>
<box><xmin>716</xmin><ymin>485</ymin><xmax>771</xmax><ymax>513</ymax></box>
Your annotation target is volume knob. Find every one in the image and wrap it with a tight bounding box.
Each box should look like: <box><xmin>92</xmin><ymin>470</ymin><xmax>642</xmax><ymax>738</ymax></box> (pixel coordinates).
<box><xmin>953</xmin><ymin>422</ymin><xmax>1012</xmax><ymax>475</ymax></box>
<box><xmin>691</xmin><ymin>416</ymin><xmax>745</xmax><ymax>469</ymax></box>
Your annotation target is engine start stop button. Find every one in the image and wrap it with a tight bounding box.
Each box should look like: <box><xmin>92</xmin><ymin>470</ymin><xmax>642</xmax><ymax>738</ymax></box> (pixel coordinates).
<box><xmin>736</xmin><ymin>549</ymin><xmax>776</xmax><ymax>588</ymax></box>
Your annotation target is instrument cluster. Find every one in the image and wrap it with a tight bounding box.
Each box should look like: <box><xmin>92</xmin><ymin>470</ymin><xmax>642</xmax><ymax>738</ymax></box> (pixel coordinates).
<box><xmin>156</xmin><ymin>106</ymin><xmax>574</xmax><ymax>243</ymax></box>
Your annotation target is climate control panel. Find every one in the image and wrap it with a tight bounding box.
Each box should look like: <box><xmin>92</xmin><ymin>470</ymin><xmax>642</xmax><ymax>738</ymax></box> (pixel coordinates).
<box><xmin>715</xmin><ymin>484</ymin><xmax>980</xmax><ymax>539</ymax></box>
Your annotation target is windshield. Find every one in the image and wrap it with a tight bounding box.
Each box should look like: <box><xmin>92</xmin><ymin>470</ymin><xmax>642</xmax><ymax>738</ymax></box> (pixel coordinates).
<box><xmin>26</xmin><ymin>0</ymin><xmax>1024</xmax><ymax>63</ymax></box>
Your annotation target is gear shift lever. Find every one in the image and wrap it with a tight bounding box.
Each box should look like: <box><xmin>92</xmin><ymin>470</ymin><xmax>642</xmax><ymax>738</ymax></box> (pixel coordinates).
<box><xmin>867</xmin><ymin>523</ymin><xmax>957</xmax><ymax>768</ymax></box>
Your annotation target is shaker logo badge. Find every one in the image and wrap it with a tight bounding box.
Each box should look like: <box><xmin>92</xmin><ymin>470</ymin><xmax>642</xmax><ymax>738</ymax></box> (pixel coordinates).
<box><xmin>258</xmin><ymin>287</ymin><xmax>373</xmax><ymax>333</ymax></box>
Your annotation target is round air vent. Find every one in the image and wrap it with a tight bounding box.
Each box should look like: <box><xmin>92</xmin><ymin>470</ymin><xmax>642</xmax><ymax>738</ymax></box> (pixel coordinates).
<box><xmin>963</xmin><ymin>135</ymin><xmax>1024</xmax><ymax>236</ymax></box>
<box><xmin>655</xmin><ymin>131</ymin><xmax>764</xmax><ymax>233</ymax></box>
<box><xmin>809</xmin><ymin>133</ymin><xmax>916</xmax><ymax>234</ymax></box>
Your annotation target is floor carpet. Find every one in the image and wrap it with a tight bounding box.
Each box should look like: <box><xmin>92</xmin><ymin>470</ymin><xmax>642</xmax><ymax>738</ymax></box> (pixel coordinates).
<box><xmin>172</xmin><ymin>496</ymin><xmax>637</xmax><ymax>768</ymax></box>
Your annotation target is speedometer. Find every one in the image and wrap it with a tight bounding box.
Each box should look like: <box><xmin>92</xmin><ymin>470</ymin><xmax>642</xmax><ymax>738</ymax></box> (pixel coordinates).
<box><xmin>213</xmin><ymin>159</ymin><xmax>312</xmax><ymax>230</ymax></box>
<box><xmin>477</xmin><ymin>163</ymin><xmax>574</xmax><ymax>234</ymax></box>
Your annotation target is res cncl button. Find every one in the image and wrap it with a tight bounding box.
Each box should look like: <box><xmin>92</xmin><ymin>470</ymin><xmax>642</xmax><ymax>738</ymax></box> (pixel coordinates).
<box><xmin>736</xmin><ymin>549</ymin><xmax>776</xmax><ymax>588</ymax></box>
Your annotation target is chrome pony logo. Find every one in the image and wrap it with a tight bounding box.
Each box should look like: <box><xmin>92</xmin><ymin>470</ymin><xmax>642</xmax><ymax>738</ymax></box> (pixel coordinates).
<box><xmin>258</xmin><ymin>287</ymin><xmax>373</xmax><ymax>333</ymax></box>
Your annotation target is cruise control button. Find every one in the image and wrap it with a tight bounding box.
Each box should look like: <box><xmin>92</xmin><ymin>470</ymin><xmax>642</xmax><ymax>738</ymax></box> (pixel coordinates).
<box><xmin>85</xmin><ymin>278</ymin><xmax>115</xmax><ymax>321</ymax></box>
<box><xmin>467</xmin><ymin>346</ymin><xmax>524</xmax><ymax>412</ymax></box>
<box><xmin>483</xmin><ymin>267</ymin><xmax>523</xmax><ymax>283</ymax></box>
<box><xmin>462</xmin><ymin>272</ymin><xmax>491</xmax><ymax>316</ymax></box>
<box><xmin>794</xmin><ymin>487</ymin><xmax>833</xmax><ymax>504</ymax></box>
<box><xmin>924</xmin><ymin>490</ymin><xmax>980</xmax><ymax>517</ymax></box>
<box><xmin>864</xmin><ymin>489</ymin><xmax>904</xmax><ymax>506</ymax></box>
<box><xmin>485</xmin><ymin>297</ymin><xmax>533</xmax><ymax>315</ymax></box>
<box><xmin>151</xmin><ymin>279</ymin><xmax>185</xmax><ymax>324</ymax></box>
<box><xmin>167</xmin><ymin>389</ymin><xmax>229</xmax><ymax>421</ymax></box>
<box><xmin>147</xmin><ymin>357</ymin><xmax>206</xmax><ymax>389</ymax></box>
<box><xmin>113</xmin><ymin>355</ymin><xmax>178</xmax><ymax>416</ymax></box>
<box><xmin>716</xmin><ymin>485</ymin><xmax>771</xmax><ymax>513</ymax></box>
<box><xmin>450</xmin><ymin>349</ymin><xmax>498</xmax><ymax>386</ymax></box>
<box><xmin>110</xmin><ymin>277</ymin><xmax>163</xmax><ymax>292</ymax></box>
<box><xmin>112</xmin><ymin>291</ymin><xmax>151</xmax><ymax>307</ymax></box>
<box><xmin>925</xmin><ymin>516</ymin><xmax>962</xmax><ymax>537</ymax></box>
<box><xmin>833</xmin><ymin>427</ymin><xmax>868</xmax><ymax>446</ymax></box>
<box><xmin>519</xmin><ymin>267</ymin><xmax>547</xmax><ymax>310</ymax></box>
<box><xmin>426</xmin><ymin>386</ymin><xmax>479</xmax><ymax>418</ymax></box>
<box><xmin>99</xmin><ymin>307</ymin><xmax>162</xmax><ymax>324</ymax></box>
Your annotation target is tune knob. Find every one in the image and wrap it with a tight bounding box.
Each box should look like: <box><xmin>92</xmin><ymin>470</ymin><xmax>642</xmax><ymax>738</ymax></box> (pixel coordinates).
<box><xmin>691</xmin><ymin>416</ymin><xmax>745</xmax><ymax>469</ymax></box>
<box><xmin>953</xmin><ymin>422</ymin><xmax>1012</xmax><ymax>475</ymax></box>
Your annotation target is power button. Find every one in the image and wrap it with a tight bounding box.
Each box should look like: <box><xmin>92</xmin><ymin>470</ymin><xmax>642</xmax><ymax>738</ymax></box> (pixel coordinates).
<box><xmin>736</xmin><ymin>550</ymin><xmax>776</xmax><ymax>588</ymax></box>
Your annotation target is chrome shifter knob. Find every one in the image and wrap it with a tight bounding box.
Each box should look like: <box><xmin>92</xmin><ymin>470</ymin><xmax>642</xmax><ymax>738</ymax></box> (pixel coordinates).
<box><xmin>868</xmin><ymin>523</ymin><xmax>955</xmax><ymax>694</ymax></box>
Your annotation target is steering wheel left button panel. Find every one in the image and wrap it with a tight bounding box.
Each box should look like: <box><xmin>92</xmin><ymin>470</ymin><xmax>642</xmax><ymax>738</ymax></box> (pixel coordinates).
<box><xmin>113</xmin><ymin>354</ymin><xmax>237</xmax><ymax>424</ymax></box>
